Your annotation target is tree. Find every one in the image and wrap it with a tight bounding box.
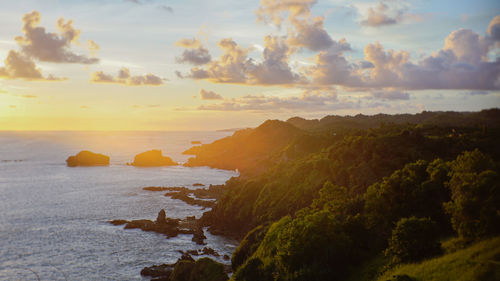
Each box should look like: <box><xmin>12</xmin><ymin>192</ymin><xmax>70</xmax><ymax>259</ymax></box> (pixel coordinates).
<box><xmin>385</xmin><ymin>217</ymin><xmax>441</xmax><ymax>264</ymax></box>
<box><xmin>444</xmin><ymin>149</ymin><xmax>500</xmax><ymax>239</ymax></box>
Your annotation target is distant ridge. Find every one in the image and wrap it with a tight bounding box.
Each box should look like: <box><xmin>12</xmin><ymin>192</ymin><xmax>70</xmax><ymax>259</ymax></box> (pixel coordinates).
<box><xmin>286</xmin><ymin>108</ymin><xmax>500</xmax><ymax>131</ymax></box>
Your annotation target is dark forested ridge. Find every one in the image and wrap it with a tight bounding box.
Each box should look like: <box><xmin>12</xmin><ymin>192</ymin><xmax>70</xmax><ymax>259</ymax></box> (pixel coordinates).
<box><xmin>286</xmin><ymin>109</ymin><xmax>500</xmax><ymax>132</ymax></box>
<box><xmin>188</xmin><ymin>109</ymin><xmax>500</xmax><ymax>281</ymax></box>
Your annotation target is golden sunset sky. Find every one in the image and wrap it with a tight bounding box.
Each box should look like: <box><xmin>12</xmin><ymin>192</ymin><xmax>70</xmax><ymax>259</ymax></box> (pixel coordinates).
<box><xmin>0</xmin><ymin>0</ymin><xmax>499</xmax><ymax>130</ymax></box>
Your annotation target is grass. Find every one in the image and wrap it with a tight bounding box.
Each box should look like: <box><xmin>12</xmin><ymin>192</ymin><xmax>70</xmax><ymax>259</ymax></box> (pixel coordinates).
<box><xmin>377</xmin><ymin>236</ymin><xmax>500</xmax><ymax>281</ymax></box>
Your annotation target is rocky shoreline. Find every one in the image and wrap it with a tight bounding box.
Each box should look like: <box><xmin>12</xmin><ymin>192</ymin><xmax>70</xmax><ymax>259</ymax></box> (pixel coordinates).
<box><xmin>140</xmin><ymin>253</ymin><xmax>229</xmax><ymax>281</ymax></box>
<box><xmin>109</xmin><ymin>183</ymin><xmax>235</xmax><ymax>280</ymax></box>
<box><xmin>110</xmin><ymin>209</ymin><xmax>207</xmax><ymax>245</ymax></box>
<box><xmin>142</xmin><ymin>184</ymin><xmax>225</xmax><ymax>209</ymax></box>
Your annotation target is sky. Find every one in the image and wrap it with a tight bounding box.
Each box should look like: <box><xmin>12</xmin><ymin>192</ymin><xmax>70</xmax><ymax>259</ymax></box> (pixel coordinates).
<box><xmin>0</xmin><ymin>0</ymin><xmax>499</xmax><ymax>131</ymax></box>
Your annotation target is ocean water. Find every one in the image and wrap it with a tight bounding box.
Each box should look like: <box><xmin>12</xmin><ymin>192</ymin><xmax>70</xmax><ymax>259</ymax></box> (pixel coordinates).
<box><xmin>0</xmin><ymin>131</ymin><xmax>238</xmax><ymax>280</ymax></box>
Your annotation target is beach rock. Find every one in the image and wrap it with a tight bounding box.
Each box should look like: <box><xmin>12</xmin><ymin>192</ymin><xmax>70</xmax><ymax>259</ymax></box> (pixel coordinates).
<box><xmin>143</xmin><ymin>186</ymin><xmax>174</xmax><ymax>191</ymax></box>
<box><xmin>140</xmin><ymin>264</ymin><xmax>174</xmax><ymax>278</ymax></box>
<box><xmin>157</xmin><ymin>209</ymin><xmax>167</xmax><ymax>224</ymax></box>
<box><xmin>180</xmin><ymin>252</ymin><xmax>195</xmax><ymax>262</ymax></box>
<box><xmin>223</xmin><ymin>255</ymin><xmax>230</xmax><ymax>261</ymax></box>
<box><xmin>165</xmin><ymin>191</ymin><xmax>215</xmax><ymax>208</ymax></box>
<box><xmin>110</xmin><ymin>214</ymin><xmax>207</xmax><ymax>242</ymax></box>
<box><xmin>192</xmin><ymin>227</ymin><xmax>207</xmax><ymax>245</ymax></box>
<box><xmin>66</xmin><ymin>151</ymin><xmax>109</xmax><ymax>167</ymax></box>
<box><xmin>191</xmin><ymin>141</ymin><xmax>202</xmax><ymax>145</ymax></box>
<box><xmin>201</xmin><ymin>247</ymin><xmax>219</xmax><ymax>257</ymax></box>
<box><xmin>193</xmin><ymin>183</ymin><xmax>205</xmax><ymax>186</ymax></box>
<box><xmin>109</xmin><ymin>219</ymin><xmax>127</xmax><ymax>226</ymax></box>
<box><xmin>129</xmin><ymin>149</ymin><xmax>178</xmax><ymax>167</ymax></box>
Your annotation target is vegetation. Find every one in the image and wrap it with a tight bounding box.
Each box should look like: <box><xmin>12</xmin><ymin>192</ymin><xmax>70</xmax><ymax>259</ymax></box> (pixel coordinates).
<box><xmin>444</xmin><ymin>149</ymin><xmax>500</xmax><ymax>239</ymax></box>
<box><xmin>385</xmin><ymin>217</ymin><xmax>442</xmax><ymax>264</ymax></box>
<box><xmin>189</xmin><ymin>109</ymin><xmax>500</xmax><ymax>281</ymax></box>
<box><xmin>377</xmin><ymin>236</ymin><xmax>500</xmax><ymax>281</ymax></box>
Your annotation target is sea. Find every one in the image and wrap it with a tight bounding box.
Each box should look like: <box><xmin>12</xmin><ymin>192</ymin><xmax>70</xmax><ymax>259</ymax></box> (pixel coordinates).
<box><xmin>0</xmin><ymin>131</ymin><xmax>239</xmax><ymax>280</ymax></box>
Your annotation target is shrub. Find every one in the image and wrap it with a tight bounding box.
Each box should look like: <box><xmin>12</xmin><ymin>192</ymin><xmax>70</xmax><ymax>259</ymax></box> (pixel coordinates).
<box><xmin>386</xmin><ymin>217</ymin><xmax>441</xmax><ymax>264</ymax></box>
<box><xmin>231</xmin><ymin>224</ymin><xmax>269</xmax><ymax>271</ymax></box>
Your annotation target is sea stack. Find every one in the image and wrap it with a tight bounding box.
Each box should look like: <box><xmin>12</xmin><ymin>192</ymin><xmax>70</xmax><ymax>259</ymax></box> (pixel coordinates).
<box><xmin>66</xmin><ymin>151</ymin><xmax>110</xmax><ymax>167</ymax></box>
<box><xmin>156</xmin><ymin>209</ymin><xmax>167</xmax><ymax>224</ymax></box>
<box><xmin>129</xmin><ymin>149</ymin><xmax>178</xmax><ymax>167</ymax></box>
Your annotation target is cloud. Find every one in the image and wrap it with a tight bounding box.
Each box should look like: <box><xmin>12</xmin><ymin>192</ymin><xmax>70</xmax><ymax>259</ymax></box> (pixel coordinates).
<box><xmin>256</xmin><ymin>0</ymin><xmax>317</xmax><ymax>27</ymax></box>
<box><xmin>182</xmin><ymin>38</ymin><xmax>251</xmax><ymax>83</ymax></box>
<box><xmin>159</xmin><ymin>5</ymin><xmax>174</xmax><ymax>13</ymax></box>
<box><xmin>177</xmin><ymin>4</ymin><xmax>498</xmax><ymax>93</ymax></box>
<box><xmin>361</xmin><ymin>1</ymin><xmax>402</xmax><ymax>27</ymax></box>
<box><xmin>256</xmin><ymin>0</ymin><xmax>335</xmax><ymax>52</ymax></box>
<box><xmin>307</xmin><ymin>45</ymin><xmax>361</xmax><ymax>87</ymax></box>
<box><xmin>91</xmin><ymin>67</ymin><xmax>164</xmax><ymax>86</ymax></box>
<box><xmin>175</xmin><ymin>38</ymin><xmax>211</xmax><ymax>65</ymax></box>
<box><xmin>14</xmin><ymin>11</ymin><xmax>98</xmax><ymax>64</ymax></box>
<box><xmin>200</xmin><ymin>89</ymin><xmax>223</xmax><ymax>100</ymax></box>
<box><xmin>181</xmin><ymin>37</ymin><xmax>304</xmax><ymax>85</ymax></box>
<box><xmin>130</xmin><ymin>104</ymin><xmax>161</xmax><ymax>108</ymax></box>
<box><xmin>124</xmin><ymin>0</ymin><xmax>174</xmax><ymax>13</ymax></box>
<box><xmin>87</xmin><ymin>40</ymin><xmax>100</xmax><ymax>55</ymax></box>
<box><xmin>0</xmin><ymin>50</ymin><xmax>66</xmax><ymax>81</ymax></box>
<box><xmin>196</xmin><ymin>88</ymin><xmax>360</xmax><ymax>112</ymax></box>
<box><xmin>370</xmin><ymin>90</ymin><xmax>410</xmax><ymax>100</ymax></box>
<box><xmin>308</xmin><ymin>15</ymin><xmax>500</xmax><ymax>91</ymax></box>
<box><xmin>488</xmin><ymin>15</ymin><xmax>500</xmax><ymax>41</ymax></box>
<box><xmin>462</xmin><ymin>91</ymin><xmax>490</xmax><ymax>96</ymax></box>
<box><xmin>248</xmin><ymin>35</ymin><xmax>305</xmax><ymax>84</ymax></box>
<box><xmin>287</xmin><ymin>16</ymin><xmax>335</xmax><ymax>51</ymax></box>
<box><xmin>19</xmin><ymin>94</ymin><xmax>37</xmax><ymax>98</ymax></box>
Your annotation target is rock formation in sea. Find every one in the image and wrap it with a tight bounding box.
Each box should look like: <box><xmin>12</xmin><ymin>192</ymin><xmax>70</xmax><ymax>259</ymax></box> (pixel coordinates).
<box><xmin>109</xmin><ymin>210</ymin><xmax>207</xmax><ymax>245</ymax></box>
<box><xmin>66</xmin><ymin>151</ymin><xmax>110</xmax><ymax>167</ymax></box>
<box><xmin>129</xmin><ymin>149</ymin><xmax>178</xmax><ymax>167</ymax></box>
<box><xmin>141</xmin><ymin>254</ymin><xmax>229</xmax><ymax>281</ymax></box>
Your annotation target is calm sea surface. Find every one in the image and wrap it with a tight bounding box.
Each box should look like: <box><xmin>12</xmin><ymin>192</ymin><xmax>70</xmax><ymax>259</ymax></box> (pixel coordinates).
<box><xmin>0</xmin><ymin>131</ymin><xmax>238</xmax><ymax>280</ymax></box>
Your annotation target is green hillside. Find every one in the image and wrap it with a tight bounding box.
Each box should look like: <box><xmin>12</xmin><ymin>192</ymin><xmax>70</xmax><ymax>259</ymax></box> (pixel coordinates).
<box><xmin>377</xmin><ymin>236</ymin><xmax>500</xmax><ymax>281</ymax></box>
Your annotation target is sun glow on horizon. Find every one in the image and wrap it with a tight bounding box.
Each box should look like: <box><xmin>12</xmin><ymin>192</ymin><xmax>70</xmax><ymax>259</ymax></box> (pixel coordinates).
<box><xmin>0</xmin><ymin>0</ymin><xmax>499</xmax><ymax>130</ymax></box>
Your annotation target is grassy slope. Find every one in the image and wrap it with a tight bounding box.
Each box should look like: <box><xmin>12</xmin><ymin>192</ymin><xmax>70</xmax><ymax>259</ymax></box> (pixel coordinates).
<box><xmin>377</xmin><ymin>236</ymin><xmax>500</xmax><ymax>281</ymax></box>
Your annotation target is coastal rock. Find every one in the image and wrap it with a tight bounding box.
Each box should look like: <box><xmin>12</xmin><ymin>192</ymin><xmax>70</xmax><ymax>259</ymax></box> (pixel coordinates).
<box><xmin>109</xmin><ymin>219</ymin><xmax>127</xmax><ymax>226</ymax></box>
<box><xmin>143</xmin><ymin>185</ymin><xmax>224</xmax><ymax>209</ymax></box>
<box><xmin>143</xmin><ymin>186</ymin><xmax>178</xmax><ymax>191</ymax></box>
<box><xmin>157</xmin><ymin>209</ymin><xmax>167</xmax><ymax>224</ymax></box>
<box><xmin>129</xmin><ymin>149</ymin><xmax>178</xmax><ymax>167</ymax></box>
<box><xmin>166</xmin><ymin>191</ymin><xmax>215</xmax><ymax>208</ymax></box>
<box><xmin>142</xmin><ymin>256</ymin><xmax>228</xmax><ymax>281</ymax></box>
<box><xmin>170</xmin><ymin>257</ymin><xmax>228</xmax><ymax>281</ymax></box>
<box><xmin>109</xmin><ymin>213</ymin><xmax>205</xmax><ymax>244</ymax></box>
<box><xmin>192</xmin><ymin>227</ymin><xmax>207</xmax><ymax>245</ymax></box>
<box><xmin>66</xmin><ymin>151</ymin><xmax>109</xmax><ymax>167</ymax></box>
<box><xmin>179</xmin><ymin>247</ymin><xmax>220</xmax><ymax>258</ymax></box>
<box><xmin>201</xmin><ymin>247</ymin><xmax>219</xmax><ymax>257</ymax></box>
<box><xmin>140</xmin><ymin>264</ymin><xmax>174</xmax><ymax>279</ymax></box>
<box><xmin>191</xmin><ymin>141</ymin><xmax>202</xmax><ymax>145</ymax></box>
